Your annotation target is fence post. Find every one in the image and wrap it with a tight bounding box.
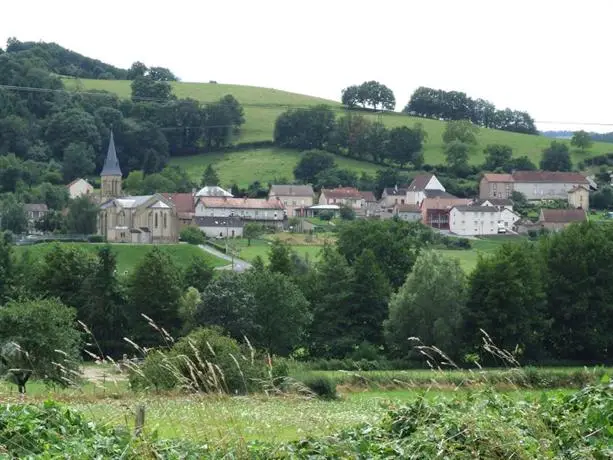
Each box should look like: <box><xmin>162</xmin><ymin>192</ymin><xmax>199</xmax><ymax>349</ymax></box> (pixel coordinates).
<box><xmin>134</xmin><ymin>404</ymin><xmax>145</xmax><ymax>437</ymax></box>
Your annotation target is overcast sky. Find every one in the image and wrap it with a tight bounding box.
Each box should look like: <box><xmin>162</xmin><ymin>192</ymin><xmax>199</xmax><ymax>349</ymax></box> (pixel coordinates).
<box><xmin>2</xmin><ymin>0</ymin><xmax>612</xmax><ymax>132</ymax></box>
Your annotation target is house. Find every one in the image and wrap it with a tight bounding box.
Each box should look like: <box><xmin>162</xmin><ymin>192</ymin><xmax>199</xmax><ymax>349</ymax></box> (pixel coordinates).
<box><xmin>406</xmin><ymin>174</ymin><xmax>446</xmax><ymax>205</ymax></box>
<box><xmin>380</xmin><ymin>186</ymin><xmax>408</xmax><ymax>208</ymax></box>
<box><xmin>471</xmin><ymin>198</ymin><xmax>514</xmax><ymax>211</ymax></box>
<box><xmin>162</xmin><ymin>192</ymin><xmax>196</xmax><ymax>227</ymax></box>
<box><xmin>449</xmin><ymin>205</ymin><xmax>520</xmax><ymax>236</ymax></box>
<box><xmin>479</xmin><ymin>171</ymin><xmax>589</xmax><ymax>201</ymax></box>
<box><xmin>97</xmin><ymin>131</ymin><xmax>179</xmax><ymax>243</ymax></box>
<box><xmin>194</xmin><ymin>185</ymin><xmax>233</xmax><ymax>198</ymax></box>
<box><xmin>193</xmin><ymin>216</ymin><xmax>244</xmax><ymax>238</ymax></box>
<box><xmin>67</xmin><ymin>178</ymin><xmax>94</xmax><ymax>199</ymax></box>
<box><xmin>420</xmin><ymin>196</ymin><xmax>471</xmax><ymax>229</ymax></box>
<box><xmin>567</xmin><ymin>185</ymin><xmax>590</xmax><ymax>210</ymax></box>
<box><xmin>318</xmin><ymin>187</ymin><xmax>365</xmax><ymax>211</ymax></box>
<box><xmin>394</xmin><ymin>204</ymin><xmax>422</xmax><ymax>222</ymax></box>
<box><xmin>360</xmin><ymin>191</ymin><xmax>378</xmax><ymax>217</ymax></box>
<box><xmin>268</xmin><ymin>185</ymin><xmax>314</xmax><ymax>217</ymax></box>
<box><xmin>514</xmin><ymin>218</ymin><xmax>539</xmax><ymax>235</ymax></box>
<box><xmin>195</xmin><ymin>197</ymin><xmax>285</xmax><ymax>228</ymax></box>
<box><xmin>538</xmin><ymin>208</ymin><xmax>587</xmax><ymax>232</ymax></box>
<box><xmin>24</xmin><ymin>203</ymin><xmax>48</xmax><ymax>232</ymax></box>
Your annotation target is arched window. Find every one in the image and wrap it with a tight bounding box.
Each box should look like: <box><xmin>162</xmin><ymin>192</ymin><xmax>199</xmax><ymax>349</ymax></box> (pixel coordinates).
<box><xmin>155</xmin><ymin>213</ymin><xmax>158</xmax><ymax>228</ymax></box>
<box><xmin>163</xmin><ymin>213</ymin><xmax>167</xmax><ymax>229</ymax></box>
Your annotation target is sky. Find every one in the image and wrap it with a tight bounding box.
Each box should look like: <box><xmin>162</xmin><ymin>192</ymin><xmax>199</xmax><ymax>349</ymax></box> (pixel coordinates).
<box><xmin>2</xmin><ymin>0</ymin><xmax>612</xmax><ymax>132</ymax></box>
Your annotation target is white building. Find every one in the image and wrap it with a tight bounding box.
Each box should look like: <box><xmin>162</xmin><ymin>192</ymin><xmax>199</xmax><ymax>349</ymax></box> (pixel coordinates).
<box><xmin>193</xmin><ymin>216</ymin><xmax>244</xmax><ymax>238</ymax></box>
<box><xmin>406</xmin><ymin>174</ymin><xmax>446</xmax><ymax>205</ymax></box>
<box><xmin>67</xmin><ymin>178</ymin><xmax>94</xmax><ymax>199</ymax></box>
<box><xmin>195</xmin><ymin>197</ymin><xmax>285</xmax><ymax>227</ymax></box>
<box><xmin>449</xmin><ymin>205</ymin><xmax>520</xmax><ymax>236</ymax></box>
<box><xmin>194</xmin><ymin>186</ymin><xmax>233</xmax><ymax>198</ymax></box>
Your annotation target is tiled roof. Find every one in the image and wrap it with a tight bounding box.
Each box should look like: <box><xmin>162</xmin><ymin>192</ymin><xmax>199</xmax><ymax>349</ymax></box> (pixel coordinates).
<box><xmin>396</xmin><ymin>204</ymin><xmax>421</xmax><ymax>213</ymax></box>
<box><xmin>162</xmin><ymin>193</ymin><xmax>195</xmax><ymax>214</ymax></box>
<box><xmin>512</xmin><ymin>171</ymin><xmax>588</xmax><ymax>183</ymax></box>
<box><xmin>384</xmin><ymin>187</ymin><xmax>408</xmax><ymax>196</ymax></box>
<box><xmin>483</xmin><ymin>173</ymin><xmax>514</xmax><ymax>182</ymax></box>
<box><xmin>195</xmin><ymin>186</ymin><xmax>233</xmax><ymax>197</ymax></box>
<box><xmin>568</xmin><ymin>185</ymin><xmax>590</xmax><ymax>193</ymax></box>
<box><xmin>540</xmin><ymin>209</ymin><xmax>587</xmax><ymax>223</ymax></box>
<box><xmin>197</xmin><ymin>197</ymin><xmax>285</xmax><ymax>210</ymax></box>
<box><xmin>269</xmin><ymin>185</ymin><xmax>314</xmax><ymax>197</ymax></box>
<box><xmin>322</xmin><ymin>187</ymin><xmax>363</xmax><ymax>199</ymax></box>
<box><xmin>408</xmin><ymin>174</ymin><xmax>433</xmax><ymax>191</ymax></box>
<box><xmin>453</xmin><ymin>205</ymin><xmax>500</xmax><ymax>213</ymax></box>
<box><xmin>360</xmin><ymin>191</ymin><xmax>377</xmax><ymax>202</ymax></box>
<box><xmin>421</xmin><ymin>197</ymin><xmax>471</xmax><ymax>210</ymax></box>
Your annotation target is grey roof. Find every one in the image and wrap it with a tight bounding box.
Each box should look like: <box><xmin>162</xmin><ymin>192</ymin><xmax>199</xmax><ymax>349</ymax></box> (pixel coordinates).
<box><xmin>100</xmin><ymin>195</ymin><xmax>154</xmax><ymax>210</ymax></box>
<box><xmin>101</xmin><ymin>131</ymin><xmax>122</xmax><ymax>177</ymax></box>
<box><xmin>269</xmin><ymin>184</ymin><xmax>314</xmax><ymax>197</ymax></box>
<box><xmin>424</xmin><ymin>190</ymin><xmax>457</xmax><ymax>199</ymax></box>
<box><xmin>195</xmin><ymin>186</ymin><xmax>233</xmax><ymax>197</ymax></box>
<box><xmin>473</xmin><ymin>198</ymin><xmax>513</xmax><ymax>206</ymax></box>
<box><xmin>194</xmin><ymin>216</ymin><xmax>244</xmax><ymax>228</ymax></box>
<box><xmin>384</xmin><ymin>187</ymin><xmax>408</xmax><ymax>196</ymax></box>
<box><xmin>453</xmin><ymin>205</ymin><xmax>500</xmax><ymax>213</ymax></box>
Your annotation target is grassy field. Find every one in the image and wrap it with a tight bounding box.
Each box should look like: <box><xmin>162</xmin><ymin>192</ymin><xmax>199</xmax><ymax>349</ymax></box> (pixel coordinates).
<box><xmin>433</xmin><ymin>235</ymin><xmax>524</xmax><ymax>272</ymax></box>
<box><xmin>13</xmin><ymin>242</ymin><xmax>227</xmax><ymax>272</ymax></box>
<box><xmin>169</xmin><ymin>147</ymin><xmax>382</xmax><ymax>188</ymax></box>
<box><xmin>65</xmin><ymin>78</ymin><xmax>613</xmax><ymax>168</ymax></box>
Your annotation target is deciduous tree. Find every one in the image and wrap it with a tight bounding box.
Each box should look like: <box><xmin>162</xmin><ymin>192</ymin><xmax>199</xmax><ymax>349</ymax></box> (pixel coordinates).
<box><xmin>483</xmin><ymin>144</ymin><xmax>513</xmax><ymax>170</ymax></box>
<box><xmin>201</xmin><ymin>164</ymin><xmax>220</xmax><ymax>186</ymax></box>
<box><xmin>570</xmin><ymin>130</ymin><xmax>593</xmax><ymax>152</ymax></box>
<box><xmin>540</xmin><ymin>141</ymin><xmax>572</xmax><ymax>171</ymax></box>
<box><xmin>293</xmin><ymin>150</ymin><xmax>336</xmax><ymax>183</ymax></box>
<box><xmin>442</xmin><ymin>120</ymin><xmax>479</xmax><ymax>145</ymax></box>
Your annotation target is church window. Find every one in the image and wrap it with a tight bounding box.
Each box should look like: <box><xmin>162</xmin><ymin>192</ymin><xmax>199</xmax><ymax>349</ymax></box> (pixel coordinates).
<box><xmin>163</xmin><ymin>213</ymin><xmax>167</xmax><ymax>228</ymax></box>
<box><xmin>155</xmin><ymin>213</ymin><xmax>159</xmax><ymax>228</ymax></box>
<box><xmin>119</xmin><ymin>211</ymin><xmax>125</xmax><ymax>226</ymax></box>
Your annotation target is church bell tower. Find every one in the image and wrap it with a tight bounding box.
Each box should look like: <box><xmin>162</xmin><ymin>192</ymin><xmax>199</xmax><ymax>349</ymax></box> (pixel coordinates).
<box><xmin>100</xmin><ymin>130</ymin><xmax>122</xmax><ymax>199</ymax></box>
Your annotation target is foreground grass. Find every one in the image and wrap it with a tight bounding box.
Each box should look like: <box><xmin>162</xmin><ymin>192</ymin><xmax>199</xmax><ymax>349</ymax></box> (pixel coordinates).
<box><xmin>67</xmin><ymin>78</ymin><xmax>613</xmax><ymax>168</ymax></box>
<box><xmin>13</xmin><ymin>243</ymin><xmax>227</xmax><ymax>273</ymax></box>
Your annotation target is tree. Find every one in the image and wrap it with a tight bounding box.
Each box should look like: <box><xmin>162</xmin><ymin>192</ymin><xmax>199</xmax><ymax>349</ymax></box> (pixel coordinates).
<box><xmin>65</xmin><ymin>196</ymin><xmax>98</xmax><ymax>234</ymax></box>
<box><xmin>45</xmin><ymin>108</ymin><xmax>101</xmax><ymax>159</ymax></box>
<box><xmin>0</xmin><ymin>233</ymin><xmax>13</xmax><ymax>303</ymax></box>
<box><xmin>127</xmin><ymin>61</ymin><xmax>148</xmax><ymax>79</ymax></box>
<box><xmin>80</xmin><ymin>246</ymin><xmax>127</xmax><ymax>357</ymax></box>
<box><xmin>591</xmin><ymin>186</ymin><xmax>613</xmax><ymax>210</ymax></box>
<box><xmin>182</xmin><ymin>256</ymin><xmax>214</xmax><ymax>293</ymax></box>
<box><xmin>196</xmin><ymin>272</ymin><xmax>257</xmax><ymax>341</ymax></box>
<box><xmin>201</xmin><ymin>164</ymin><xmax>220</xmax><ymax>186</ymax></box>
<box><xmin>127</xmin><ymin>248</ymin><xmax>183</xmax><ymax>347</ymax></box>
<box><xmin>148</xmin><ymin>66</ymin><xmax>178</xmax><ymax>82</ymax></box>
<box><xmin>483</xmin><ymin>144</ymin><xmax>513</xmax><ymax>170</ymax></box>
<box><xmin>274</xmin><ymin>105</ymin><xmax>336</xmax><ymax>150</ymax></box>
<box><xmin>386</xmin><ymin>126</ymin><xmax>424</xmax><ymax>168</ymax></box>
<box><xmin>339</xmin><ymin>204</ymin><xmax>356</xmax><ymax>220</ymax></box>
<box><xmin>540</xmin><ymin>141</ymin><xmax>572</xmax><ymax>171</ymax></box>
<box><xmin>293</xmin><ymin>150</ymin><xmax>336</xmax><ymax>183</ymax></box>
<box><xmin>385</xmin><ymin>251</ymin><xmax>466</xmax><ymax>358</ymax></box>
<box><xmin>246</xmin><ymin>269</ymin><xmax>311</xmax><ymax>355</ymax></box>
<box><xmin>130</xmin><ymin>76</ymin><xmax>173</xmax><ymax>102</ymax></box>
<box><xmin>464</xmin><ymin>243</ymin><xmax>547</xmax><ymax>361</ymax></box>
<box><xmin>442</xmin><ymin>120</ymin><xmax>479</xmax><ymax>145</ymax></box>
<box><xmin>356</xmin><ymin>81</ymin><xmax>396</xmax><ymax>110</ymax></box>
<box><xmin>178</xmin><ymin>287</ymin><xmax>201</xmax><ymax>333</ymax></box>
<box><xmin>444</xmin><ymin>141</ymin><xmax>471</xmax><ymax>175</ymax></box>
<box><xmin>62</xmin><ymin>142</ymin><xmax>95</xmax><ymax>182</ymax></box>
<box><xmin>179</xmin><ymin>226</ymin><xmax>205</xmax><ymax>245</ymax></box>
<box><xmin>0</xmin><ymin>298</ymin><xmax>81</xmax><ymax>383</ymax></box>
<box><xmin>243</xmin><ymin>222</ymin><xmax>265</xmax><ymax>246</ymax></box>
<box><xmin>268</xmin><ymin>239</ymin><xmax>293</xmax><ymax>276</ymax></box>
<box><xmin>348</xmin><ymin>249</ymin><xmax>390</xmax><ymax>347</ymax></box>
<box><xmin>341</xmin><ymin>85</ymin><xmax>360</xmax><ymax>107</ymax></box>
<box><xmin>0</xmin><ymin>195</ymin><xmax>27</xmax><ymax>234</ymax></box>
<box><xmin>570</xmin><ymin>130</ymin><xmax>593</xmax><ymax>152</ymax></box>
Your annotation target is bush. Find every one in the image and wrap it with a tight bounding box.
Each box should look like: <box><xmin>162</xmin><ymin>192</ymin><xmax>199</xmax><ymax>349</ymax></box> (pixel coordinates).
<box><xmin>129</xmin><ymin>327</ymin><xmax>267</xmax><ymax>394</ymax></box>
<box><xmin>301</xmin><ymin>375</ymin><xmax>337</xmax><ymax>400</ymax></box>
<box><xmin>319</xmin><ymin>211</ymin><xmax>334</xmax><ymax>221</ymax></box>
<box><xmin>180</xmin><ymin>226</ymin><xmax>206</xmax><ymax>245</ymax></box>
<box><xmin>87</xmin><ymin>234</ymin><xmax>104</xmax><ymax>243</ymax></box>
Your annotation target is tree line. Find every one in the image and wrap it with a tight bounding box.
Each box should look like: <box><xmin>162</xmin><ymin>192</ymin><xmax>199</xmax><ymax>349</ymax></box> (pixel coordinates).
<box><xmin>403</xmin><ymin>86</ymin><xmax>538</xmax><ymax>134</ymax></box>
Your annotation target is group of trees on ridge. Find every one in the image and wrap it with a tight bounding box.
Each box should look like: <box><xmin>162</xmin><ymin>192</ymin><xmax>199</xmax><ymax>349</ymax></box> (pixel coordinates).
<box><xmin>1</xmin><ymin>218</ymin><xmax>612</xmax><ymax>387</ymax></box>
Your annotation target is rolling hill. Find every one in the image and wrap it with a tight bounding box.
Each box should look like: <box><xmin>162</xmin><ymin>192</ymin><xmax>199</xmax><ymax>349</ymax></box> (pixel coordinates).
<box><xmin>63</xmin><ymin>78</ymin><xmax>613</xmax><ymax>183</ymax></box>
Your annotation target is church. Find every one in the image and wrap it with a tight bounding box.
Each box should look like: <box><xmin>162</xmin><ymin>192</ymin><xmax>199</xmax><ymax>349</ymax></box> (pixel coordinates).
<box><xmin>97</xmin><ymin>132</ymin><xmax>179</xmax><ymax>243</ymax></box>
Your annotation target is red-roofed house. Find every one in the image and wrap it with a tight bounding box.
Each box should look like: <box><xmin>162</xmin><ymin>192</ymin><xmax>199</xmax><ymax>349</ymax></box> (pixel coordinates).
<box><xmin>538</xmin><ymin>208</ymin><xmax>587</xmax><ymax>232</ymax></box>
<box><xmin>162</xmin><ymin>193</ymin><xmax>196</xmax><ymax>227</ymax></box>
<box><xmin>479</xmin><ymin>173</ymin><xmax>515</xmax><ymax>199</ymax></box>
<box><xmin>480</xmin><ymin>171</ymin><xmax>590</xmax><ymax>201</ymax></box>
<box><xmin>195</xmin><ymin>196</ymin><xmax>285</xmax><ymax>227</ymax></box>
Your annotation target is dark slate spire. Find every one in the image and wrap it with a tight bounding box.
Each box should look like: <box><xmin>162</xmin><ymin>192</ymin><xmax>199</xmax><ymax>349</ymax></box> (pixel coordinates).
<box><xmin>100</xmin><ymin>130</ymin><xmax>122</xmax><ymax>176</ymax></box>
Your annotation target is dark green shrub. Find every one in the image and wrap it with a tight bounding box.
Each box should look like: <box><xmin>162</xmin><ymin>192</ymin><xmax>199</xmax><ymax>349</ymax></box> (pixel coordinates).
<box><xmin>319</xmin><ymin>211</ymin><xmax>333</xmax><ymax>221</ymax></box>
<box><xmin>87</xmin><ymin>235</ymin><xmax>104</xmax><ymax>243</ymax></box>
<box><xmin>301</xmin><ymin>375</ymin><xmax>337</xmax><ymax>399</ymax></box>
<box><xmin>180</xmin><ymin>226</ymin><xmax>206</xmax><ymax>245</ymax></box>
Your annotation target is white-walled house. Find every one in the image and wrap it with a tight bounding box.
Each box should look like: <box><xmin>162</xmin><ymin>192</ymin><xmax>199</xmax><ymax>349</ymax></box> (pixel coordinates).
<box><xmin>406</xmin><ymin>174</ymin><xmax>446</xmax><ymax>205</ymax></box>
<box><xmin>193</xmin><ymin>216</ymin><xmax>244</xmax><ymax>238</ymax></box>
<box><xmin>471</xmin><ymin>198</ymin><xmax>514</xmax><ymax>211</ymax></box>
<box><xmin>67</xmin><ymin>178</ymin><xmax>94</xmax><ymax>199</ymax></box>
<box><xmin>195</xmin><ymin>197</ymin><xmax>285</xmax><ymax>227</ymax></box>
<box><xmin>449</xmin><ymin>205</ymin><xmax>520</xmax><ymax>236</ymax></box>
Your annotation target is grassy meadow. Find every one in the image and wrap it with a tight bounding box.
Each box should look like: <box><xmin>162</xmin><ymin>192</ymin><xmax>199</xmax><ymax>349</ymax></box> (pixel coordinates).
<box><xmin>13</xmin><ymin>242</ymin><xmax>227</xmax><ymax>273</ymax></box>
<box><xmin>65</xmin><ymin>77</ymin><xmax>613</xmax><ymax>170</ymax></box>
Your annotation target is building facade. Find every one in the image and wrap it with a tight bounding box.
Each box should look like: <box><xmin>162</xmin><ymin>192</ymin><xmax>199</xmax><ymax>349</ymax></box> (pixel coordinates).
<box><xmin>193</xmin><ymin>216</ymin><xmax>244</xmax><ymax>238</ymax></box>
<box><xmin>538</xmin><ymin>208</ymin><xmax>587</xmax><ymax>232</ymax></box>
<box><xmin>195</xmin><ymin>197</ymin><xmax>285</xmax><ymax>227</ymax></box>
<box><xmin>567</xmin><ymin>185</ymin><xmax>590</xmax><ymax>209</ymax></box>
<box><xmin>449</xmin><ymin>205</ymin><xmax>520</xmax><ymax>236</ymax></box>
<box><xmin>406</xmin><ymin>174</ymin><xmax>446</xmax><ymax>205</ymax></box>
<box><xmin>268</xmin><ymin>185</ymin><xmax>314</xmax><ymax>217</ymax></box>
<box><xmin>67</xmin><ymin>178</ymin><xmax>94</xmax><ymax>199</ymax></box>
<box><xmin>480</xmin><ymin>171</ymin><xmax>590</xmax><ymax>201</ymax></box>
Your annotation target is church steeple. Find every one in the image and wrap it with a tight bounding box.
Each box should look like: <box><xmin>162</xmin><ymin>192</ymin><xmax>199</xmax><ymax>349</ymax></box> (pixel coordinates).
<box><xmin>100</xmin><ymin>131</ymin><xmax>122</xmax><ymax>198</ymax></box>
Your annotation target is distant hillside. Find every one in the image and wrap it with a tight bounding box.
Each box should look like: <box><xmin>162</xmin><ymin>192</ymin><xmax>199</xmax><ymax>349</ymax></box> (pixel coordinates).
<box><xmin>5</xmin><ymin>38</ymin><xmax>128</xmax><ymax>80</ymax></box>
<box><xmin>65</xmin><ymin>78</ymin><xmax>613</xmax><ymax>166</ymax></box>
<box><xmin>542</xmin><ymin>130</ymin><xmax>613</xmax><ymax>144</ymax></box>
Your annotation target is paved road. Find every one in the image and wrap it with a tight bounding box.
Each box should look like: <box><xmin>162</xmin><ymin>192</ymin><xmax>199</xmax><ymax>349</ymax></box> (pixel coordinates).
<box><xmin>198</xmin><ymin>244</ymin><xmax>252</xmax><ymax>272</ymax></box>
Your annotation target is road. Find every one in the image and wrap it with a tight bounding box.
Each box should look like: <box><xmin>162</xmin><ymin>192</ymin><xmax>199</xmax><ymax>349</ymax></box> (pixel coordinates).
<box><xmin>198</xmin><ymin>244</ymin><xmax>252</xmax><ymax>272</ymax></box>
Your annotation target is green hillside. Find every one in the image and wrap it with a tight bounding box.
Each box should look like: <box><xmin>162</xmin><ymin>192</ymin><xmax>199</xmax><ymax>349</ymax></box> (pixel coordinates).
<box><xmin>64</xmin><ymin>78</ymin><xmax>613</xmax><ymax>170</ymax></box>
<box><xmin>13</xmin><ymin>243</ymin><xmax>227</xmax><ymax>273</ymax></box>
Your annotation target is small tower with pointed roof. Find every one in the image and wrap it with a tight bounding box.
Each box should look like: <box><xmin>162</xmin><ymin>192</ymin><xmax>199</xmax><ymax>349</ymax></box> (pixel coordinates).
<box><xmin>100</xmin><ymin>131</ymin><xmax>122</xmax><ymax>199</ymax></box>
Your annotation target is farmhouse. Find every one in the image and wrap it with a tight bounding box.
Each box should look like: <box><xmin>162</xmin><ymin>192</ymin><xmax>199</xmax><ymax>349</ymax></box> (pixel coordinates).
<box><xmin>66</xmin><ymin>178</ymin><xmax>94</xmax><ymax>199</ymax></box>
<box><xmin>406</xmin><ymin>174</ymin><xmax>446</xmax><ymax>205</ymax></box>
<box><xmin>538</xmin><ymin>208</ymin><xmax>587</xmax><ymax>232</ymax></box>
<box><xmin>193</xmin><ymin>216</ymin><xmax>244</xmax><ymax>238</ymax></box>
<box><xmin>421</xmin><ymin>196</ymin><xmax>471</xmax><ymax>229</ymax></box>
<box><xmin>319</xmin><ymin>187</ymin><xmax>364</xmax><ymax>209</ymax></box>
<box><xmin>380</xmin><ymin>185</ymin><xmax>408</xmax><ymax>208</ymax></box>
<box><xmin>195</xmin><ymin>196</ymin><xmax>285</xmax><ymax>228</ymax></box>
<box><xmin>24</xmin><ymin>203</ymin><xmax>48</xmax><ymax>232</ymax></box>
<box><xmin>268</xmin><ymin>184</ymin><xmax>314</xmax><ymax>217</ymax></box>
<box><xmin>480</xmin><ymin>171</ymin><xmax>590</xmax><ymax>201</ymax></box>
<box><xmin>449</xmin><ymin>205</ymin><xmax>520</xmax><ymax>236</ymax></box>
<box><xmin>97</xmin><ymin>132</ymin><xmax>179</xmax><ymax>243</ymax></box>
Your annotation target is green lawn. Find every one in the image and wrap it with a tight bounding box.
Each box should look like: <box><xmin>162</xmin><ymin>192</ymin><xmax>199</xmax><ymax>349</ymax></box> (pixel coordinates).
<box><xmin>13</xmin><ymin>242</ymin><xmax>227</xmax><ymax>273</ymax></box>
<box><xmin>65</xmin><ymin>78</ymin><xmax>613</xmax><ymax>168</ymax></box>
<box><xmin>169</xmin><ymin>147</ymin><xmax>382</xmax><ymax>188</ymax></box>
<box><xmin>235</xmin><ymin>238</ymin><xmax>323</xmax><ymax>263</ymax></box>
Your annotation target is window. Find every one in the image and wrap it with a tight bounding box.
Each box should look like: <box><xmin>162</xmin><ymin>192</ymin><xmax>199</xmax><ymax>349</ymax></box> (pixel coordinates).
<box><xmin>163</xmin><ymin>213</ymin><xmax>167</xmax><ymax>229</ymax></box>
<box><xmin>155</xmin><ymin>213</ymin><xmax>158</xmax><ymax>228</ymax></box>
<box><xmin>292</xmin><ymin>200</ymin><xmax>296</xmax><ymax>206</ymax></box>
<box><xmin>119</xmin><ymin>211</ymin><xmax>125</xmax><ymax>226</ymax></box>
